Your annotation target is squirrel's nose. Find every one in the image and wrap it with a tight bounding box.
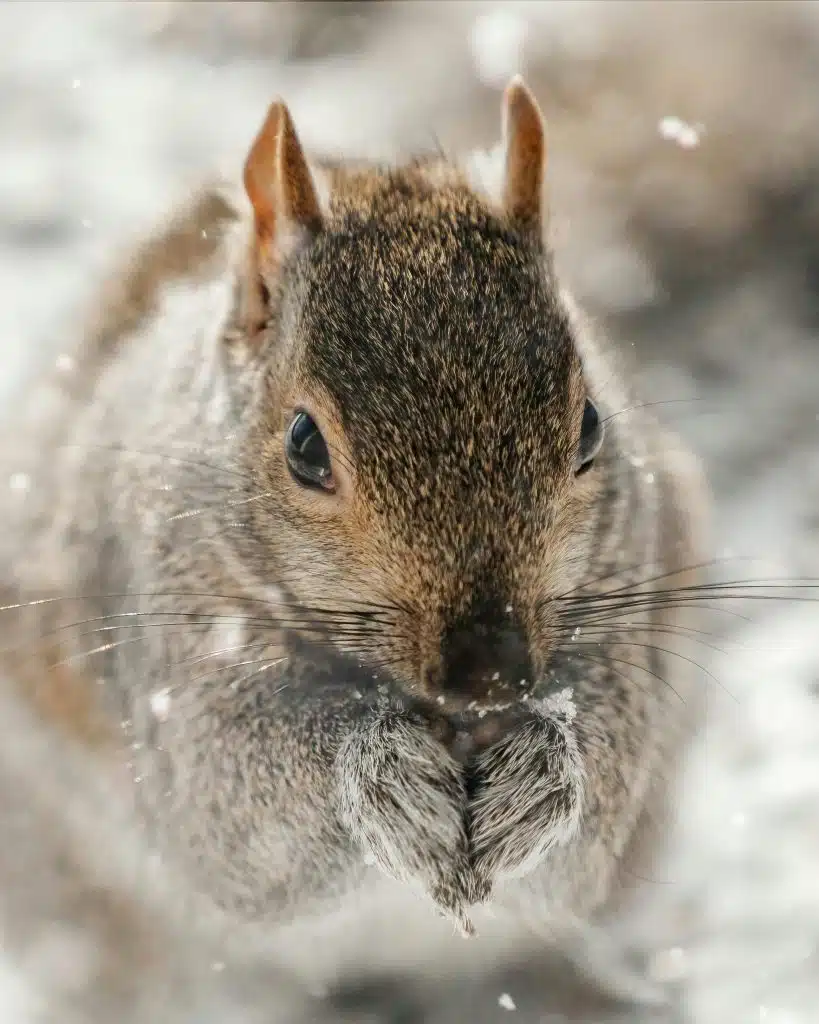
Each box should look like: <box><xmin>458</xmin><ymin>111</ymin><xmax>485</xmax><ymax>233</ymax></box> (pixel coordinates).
<box><xmin>432</xmin><ymin>601</ymin><xmax>535</xmax><ymax>702</ymax></box>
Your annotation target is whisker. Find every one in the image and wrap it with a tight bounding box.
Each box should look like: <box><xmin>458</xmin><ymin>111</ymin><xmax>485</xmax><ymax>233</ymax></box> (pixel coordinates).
<box><xmin>59</xmin><ymin>632</ymin><xmax>161</xmax><ymax>667</ymax></box>
<box><xmin>560</xmin><ymin>623</ymin><xmax>740</xmax><ymax>657</ymax></box>
<box><xmin>565</xmin><ymin>638</ymin><xmax>734</xmax><ymax>701</ymax></box>
<box><xmin>169</xmin><ymin>655</ymin><xmax>290</xmax><ymax>697</ymax></box>
<box><xmin>600</xmin><ymin>398</ymin><xmax>705</xmax><ymax>428</ymax></box>
<box><xmin>548</xmin><ymin>556</ymin><xmax>744</xmax><ymax>607</ymax></box>
<box><xmin>0</xmin><ymin>610</ymin><xmax>391</xmax><ymax>677</ymax></box>
<box><xmin>557</xmin><ymin>618</ymin><xmax>733</xmax><ymax>642</ymax></box>
<box><xmin>1</xmin><ymin>614</ymin><xmax>257</xmax><ymax>660</ymax></box>
<box><xmin>180</xmin><ymin>638</ymin><xmax>293</xmax><ymax>669</ymax></box>
<box><xmin>587</xmin><ymin>369</ymin><xmax>622</xmax><ymax>406</ymax></box>
<box><xmin>556</xmin><ymin>599</ymin><xmax>753</xmax><ymax>629</ymax></box>
<box><xmin>558</xmin><ymin>649</ymin><xmax>663</xmax><ymax>704</ymax></box>
<box><xmin>554</xmin><ymin>591</ymin><xmax>819</xmax><ymax>627</ymax></box>
<box><xmin>553</xmin><ymin>559</ymin><xmax>758</xmax><ymax>605</ymax></box>
<box><xmin>166</xmin><ymin>491</ymin><xmax>275</xmax><ymax>522</ymax></box>
<box><xmin>185</xmin><ymin>655</ymin><xmax>289</xmax><ymax>690</ymax></box>
<box><xmin>58</xmin><ymin>443</ymin><xmax>254</xmax><ymax>484</ymax></box>
<box><xmin>570</xmin><ymin>647</ymin><xmax>687</xmax><ymax>702</ymax></box>
<box><xmin>558</xmin><ymin>577</ymin><xmax>819</xmax><ymax>606</ymax></box>
<box><xmin>0</xmin><ymin>591</ymin><xmax>402</xmax><ymax>620</ymax></box>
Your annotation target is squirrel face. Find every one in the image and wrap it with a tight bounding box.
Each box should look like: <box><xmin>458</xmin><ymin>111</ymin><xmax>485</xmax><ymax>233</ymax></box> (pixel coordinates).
<box><xmin>235</xmin><ymin>82</ymin><xmax>604</xmax><ymax>710</ymax></box>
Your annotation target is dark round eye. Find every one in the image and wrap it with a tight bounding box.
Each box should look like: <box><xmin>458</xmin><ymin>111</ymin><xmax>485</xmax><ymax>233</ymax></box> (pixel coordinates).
<box><xmin>575</xmin><ymin>398</ymin><xmax>604</xmax><ymax>475</ymax></box>
<box><xmin>285</xmin><ymin>411</ymin><xmax>335</xmax><ymax>491</ymax></box>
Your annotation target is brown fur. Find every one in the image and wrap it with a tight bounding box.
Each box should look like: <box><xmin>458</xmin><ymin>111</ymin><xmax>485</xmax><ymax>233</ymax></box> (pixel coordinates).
<box><xmin>87</xmin><ymin>187</ymin><xmax>238</xmax><ymax>357</ymax></box>
<box><xmin>9</xmin><ymin>635</ymin><xmax>114</xmax><ymax>754</ymax></box>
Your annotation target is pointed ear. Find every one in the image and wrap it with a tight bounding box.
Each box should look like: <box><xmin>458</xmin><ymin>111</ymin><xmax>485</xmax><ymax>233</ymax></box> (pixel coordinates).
<box><xmin>501</xmin><ymin>76</ymin><xmax>547</xmax><ymax>231</ymax></box>
<box><xmin>243</xmin><ymin>100</ymin><xmax>323</xmax><ymax>264</ymax></box>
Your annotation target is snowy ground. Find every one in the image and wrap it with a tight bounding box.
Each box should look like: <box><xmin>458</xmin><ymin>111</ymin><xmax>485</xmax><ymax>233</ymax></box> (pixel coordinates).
<box><xmin>1</xmin><ymin>3</ymin><xmax>819</xmax><ymax>1022</ymax></box>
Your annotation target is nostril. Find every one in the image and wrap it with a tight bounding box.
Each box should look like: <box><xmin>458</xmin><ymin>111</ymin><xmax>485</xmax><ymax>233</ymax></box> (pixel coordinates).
<box><xmin>439</xmin><ymin>615</ymin><xmax>534</xmax><ymax>700</ymax></box>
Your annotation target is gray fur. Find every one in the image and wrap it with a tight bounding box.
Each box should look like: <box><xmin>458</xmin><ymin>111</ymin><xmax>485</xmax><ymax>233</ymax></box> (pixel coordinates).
<box><xmin>469</xmin><ymin>692</ymin><xmax>584</xmax><ymax>889</ymax></box>
<box><xmin>337</xmin><ymin>707</ymin><xmax>480</xmax><ymax>932</ymax></box>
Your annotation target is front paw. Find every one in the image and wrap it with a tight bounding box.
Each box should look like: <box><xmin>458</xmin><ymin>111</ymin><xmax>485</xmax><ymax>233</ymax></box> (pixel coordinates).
<box><xmin>468</xmin><ymin>690</ymin><xmax>584</xmax><ymax>890</ymax></box>
<box><xmin>336</xmin><ymin>708</ymin><xmax>483</xmax><ymax>931</ymax></box>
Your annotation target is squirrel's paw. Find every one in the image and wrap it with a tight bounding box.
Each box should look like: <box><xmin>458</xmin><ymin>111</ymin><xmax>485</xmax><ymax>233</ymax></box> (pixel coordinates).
<box><xmin>336</xmin><ymin>708</ymin><xmax>481</xmax><ymax>932</ymax></box>
<box><xmin>468</xmin><ymin>696</ymin><xmax>584</xmax><ymax>890</ymax></box>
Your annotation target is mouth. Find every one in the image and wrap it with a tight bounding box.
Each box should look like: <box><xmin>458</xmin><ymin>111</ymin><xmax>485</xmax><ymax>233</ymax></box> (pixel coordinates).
<box><xmin>422</xmin><ymin>672</ymin><xmax>535</xmax><ymax>713</ymax></box>
<box><xmin>411</xmin><ymin>692</ymin><xmax>527</xmax><ymax>763</ymax></box>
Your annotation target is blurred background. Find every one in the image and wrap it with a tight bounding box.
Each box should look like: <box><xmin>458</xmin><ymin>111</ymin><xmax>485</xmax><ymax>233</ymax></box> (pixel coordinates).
<box><xmin>1</xmin><ymin>2</ymin><xmax>819</xmax><ymax>1022</ymax></box>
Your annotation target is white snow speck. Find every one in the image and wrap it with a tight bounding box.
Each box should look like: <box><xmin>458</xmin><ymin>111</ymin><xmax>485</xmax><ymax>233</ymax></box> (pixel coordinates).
<box><xmin>55</xmin><ymin>353</ymin><xmax>75</xmax><ymax>373</ymax></box>
<box><xmin>498</xmin><ymin>992</ymin><xmax>516</xmax><ymax>1011</ymax></box>
<box><xmin>208</xmin><ymin>619</ymin><xmax>247</xmax><ymax>662</ymax></box>
<box><xmin>658</xmin><ymin>115</ymin><xmax>702</xmax><ymax>149</ymax></box>
<box><xmin>644</xmin><ymin>472</ymin><xmax>656</xmax><ymax>484</ymax></box>
<box><xmin>469</xmin><ymin>8</ymin><xmax>526</xmax><ymax>88</ymax></box>
<box><xmin>543</xmin><ymin>687</ymin><xmax>577</xmax><ymax>723</ymax></box>
<box><xmin>363</xmin><ymin>851</ymin><xmax>377</xmax><ymax>867</ymax></box>
<box><xmin>149</xmin><ymin>688</ymin><xmax>171</xmax><ymax>720</ymax></box>
<box><xmin>648</xmin><ymin>945</ymin><xmax>688</xmax><ymax>983</ymax></box>
<box><xmin>9</xmin><ymin>472</ymin><xmax>30</xmax><ymax>493</ymax></box>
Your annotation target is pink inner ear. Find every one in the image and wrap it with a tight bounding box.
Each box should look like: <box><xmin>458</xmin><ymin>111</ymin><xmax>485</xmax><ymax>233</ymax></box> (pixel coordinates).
<box><xmin>243</xmin><ymin>100</ymin><xmax>323</xmax><ymax>257</ymax></box>
<box><xmin>243</xmin><ymin>102</ymin><xmax>285</xmax><ymax>249</ymax></box>
<box><xmin>502</xmin><ymin>78</ymin><xmax>546</xmax><ymax>229</ymax></box>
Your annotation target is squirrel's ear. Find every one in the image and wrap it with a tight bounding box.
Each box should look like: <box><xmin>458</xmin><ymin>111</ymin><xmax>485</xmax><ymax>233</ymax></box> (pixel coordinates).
<box><xmin>239</xmin><ymin>101</ymin><xmax>324</xmax><ymax>334</ymax></box>
<box><xmin>243</xmin><ymin>100</ymin><xmax>324</xmax><ymax>262</ymax></box>
<box><xmin>501</xmin><ymin>76</ymin><xmax>547</xmax><ymax>231</ymax></box>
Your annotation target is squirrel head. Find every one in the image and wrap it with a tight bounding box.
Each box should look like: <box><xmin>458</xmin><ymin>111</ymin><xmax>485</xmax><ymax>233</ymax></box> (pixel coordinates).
<box><xmin>229</xmin><ymin>79</ymin><xmax>605</xmax><ymax>711</ymax></box>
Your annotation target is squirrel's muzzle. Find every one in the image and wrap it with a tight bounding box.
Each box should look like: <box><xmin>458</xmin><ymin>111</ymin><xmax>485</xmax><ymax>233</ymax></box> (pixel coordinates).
<box><xmin>425</xmin><ymin>598</ymin><xmax>535</xmax><ymax>706</ymax></box>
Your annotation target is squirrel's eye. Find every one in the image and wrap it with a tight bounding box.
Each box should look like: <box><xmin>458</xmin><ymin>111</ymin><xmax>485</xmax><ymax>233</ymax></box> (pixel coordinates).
<box><xmin>575</xmin><ymin>398</ymin><xmax>604</xmax><ymax>476</ymax></box>
<box><xmin>285</xmin><ymin>411</ymin><xmax>335</xmax><ymax>492</ymax></box>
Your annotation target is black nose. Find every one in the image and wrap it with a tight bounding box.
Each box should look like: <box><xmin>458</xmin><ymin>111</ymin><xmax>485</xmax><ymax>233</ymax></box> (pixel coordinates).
<box><xmin>437</xmin><ymin>599</ymin><xmax>534</xmax><ymax>701</ymax></box>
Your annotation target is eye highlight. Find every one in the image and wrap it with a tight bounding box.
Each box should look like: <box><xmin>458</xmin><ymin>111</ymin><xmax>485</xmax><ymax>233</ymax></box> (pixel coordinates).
<box><xmin>575</xmin><ymin>398</ymin><xmax>604</xmax><ymax>476</ymax></box>
<box><xmin>285</xmin><ymin>411</ymin><xmax>335</xmax><ymax>492</ymax></box>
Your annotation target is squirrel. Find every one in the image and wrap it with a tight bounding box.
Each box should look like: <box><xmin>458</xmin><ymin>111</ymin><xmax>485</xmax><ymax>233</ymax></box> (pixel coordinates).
<box><xmin>0</xmin><ymin>78</ymin><xmax>711</xmax><ymax>1021</ymax></box>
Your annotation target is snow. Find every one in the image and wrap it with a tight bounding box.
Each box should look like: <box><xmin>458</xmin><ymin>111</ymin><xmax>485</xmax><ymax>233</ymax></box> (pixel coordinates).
<box><xmin>658</xmin><ymin>115</ymin><xmax>703</xmax><ymax>150</ymax></box>
<box><xmin>149</xmin><ymin>689</ymin><xmax>171</xmax><ymax>721</ymax></box>
<box><xmin>8</xmin><ymin>473</ymin><xmax>30</xmax><ymax>493</ymax></box>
